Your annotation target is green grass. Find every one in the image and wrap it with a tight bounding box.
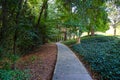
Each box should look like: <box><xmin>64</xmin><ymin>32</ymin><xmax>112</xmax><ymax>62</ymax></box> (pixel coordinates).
<box><xmin>72</xmin><ymin>36</ymin><xmax>120</xmax><ymax>79</ymax></box>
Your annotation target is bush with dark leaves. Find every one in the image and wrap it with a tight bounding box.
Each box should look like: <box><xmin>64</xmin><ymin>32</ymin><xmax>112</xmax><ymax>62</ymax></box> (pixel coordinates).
<box><xmin>72</xmin><ymin>36</ymin><xmax>120</xmax><ymax>79</ymax></box>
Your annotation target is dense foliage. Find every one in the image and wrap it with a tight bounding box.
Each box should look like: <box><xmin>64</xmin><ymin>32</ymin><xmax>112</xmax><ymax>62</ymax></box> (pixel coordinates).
<box><xmin>56</xmin><ymin>0</ymin><xmax>109</xmax><ymax>36</ymax></box>
<box><xmin>0</xmin><ymin>0</ymin><xmax>110</xmax><ymax>57</ymax></box>
<box><xmin>0</xmin><ymin>69</ymin><xmax>30</xmax><ymax>80</ymax></box>
<box><xmin>0</xmin><ymin>0</ymin><xmax>120</xmax><ymax>79</ymax></box>
<box><xmin>72</xmin><ymin>36</ymin><xmax>120</xmax><ymax>79</ymax></box>
<box><xmin>0</xmin><ymin>0</ymin><xmax>48</xmax><ymax>79</ymax></box>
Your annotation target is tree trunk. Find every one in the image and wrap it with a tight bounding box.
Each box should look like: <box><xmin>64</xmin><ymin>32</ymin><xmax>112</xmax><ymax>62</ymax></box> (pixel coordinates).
<box><xmin>90</xmin><ymin>27</ymin><xmax>95</xmax><ymax>36</ymax></box>
<box><xmin>114</xmin><ymin>28</ymin><xmax>116</xmax><ymax>36</ymax></box>
<box><xmin>77</xmin><ymin>29</ymin><xmax>81</xmax><ymax>43</ymax></box>
<box><xmin>0</xmin><ymin>0</ymin><xmax>7</xmax><ymax>41</ymax></box>
<box><xmin>12</xmin><ymin>0</ymin><xmax>24</xmax><ymax>70</ymax></box>
<box><xmin>77</xmin><ymin>37</ymin><xmax>81</xmax><ymax>44</ymax></box>
<box><xmin>42</xmin><ymin>0</ymin><xmax>48</xmax><ymax>44</ymax></box>
<box><xmin>13</xmin><ymin>30</ymin><xmax>17</xmax><ymax>55</ymax></box>
<box><xmin>88</xmin><ymin>31</ymin><xmax>90</xmax><ymax>36</ymax></box>
<box><xmin>64</xmin><ymin>31</ymin><xmax>67</xmax><ymax>41</ymax></box>
<box><xmin>64</xmin><ymin>28</ymin><xmax>67</xmax><ymax>41</ymax></box>
<box><xmin>35</xmin><ymin>0</ymin><xmax>48</xmax><ymax>30</ymax></box>
<box><xmin>13</xmin><ymin>0</ymin><xmax>24</xmax><ymax>55</ymax></box>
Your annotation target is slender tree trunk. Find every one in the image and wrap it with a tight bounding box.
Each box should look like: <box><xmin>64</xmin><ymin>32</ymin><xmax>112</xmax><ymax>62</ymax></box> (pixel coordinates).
<box><xmin>12</xmin><ymin>0</ymin><xmax>24</xmax><ymax>70</ymax></box>
<box><xmin>77</xmin><ymin>37</ymin><xmax>81</xmax><ymax>43</ymax></box>
<box><xmin>35</xmin><ymin>0</ymin><xmax>48</xmax><ymax>29</ymax></box>
<box><xmin>114</xmin><ymin>28</ymin><xmax>116</xmax><ymax>36</ymax></box>
<box><xmin>35</xmin><ymin>0</ymin><xmax>48</xmax><ymax>44</ymax></box>
<box><xmin>0</xmin><ymin>0</ymin><xmax>7</xmax><ymax>41</ymax></box>
<box><xmin>13</xmin><ymin>30</ymin><xmax>17</xmax><ymax>55</ymax></box>
<box><xmin>42</xmin><ymin>0</ymin><xmax>48</xmax><ymax>44</ymax></box>
<box><xmin>2</xmin><ymin>0</ymin><xmax>7</xmax><ymax>29</ymax></box>
<box><xmin>13</xmin><ymin>0</ymin><xmax>23</xmax><ymax>55</ymax></box>
<box><xmin>88</xmin><ymin>31</ymin><xmax>90</xmax><ymax>36</ymax></box>
<box><xmin>64</xmin><ymin>28</ymin><xmax>67</xmax><ymax>41</ymax></box>
<box><xmin>77</xmin><ymin>29</ymin><xmax>81</xmax><ymax>43</ymax></box>
<box><xmin>90</xmin><ymin>26</ymin><xmax>95</xmax><ymax>36</ymax></box>
<box><xmin>64</xmin><ymin>32</ymin><xmax>67</xmax><ymax>41</ymax></box>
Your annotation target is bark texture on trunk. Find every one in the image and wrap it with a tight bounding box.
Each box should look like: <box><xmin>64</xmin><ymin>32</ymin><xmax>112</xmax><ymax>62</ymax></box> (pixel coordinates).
<box><xmin>77</xmin><ymin>37</ymin><xmax>81</xmax><ymax>44</ymax></box>
<box><xmin>90</xmin><ymin>27</ymin><xmax>95</xmax><ymax>36</ymax></box>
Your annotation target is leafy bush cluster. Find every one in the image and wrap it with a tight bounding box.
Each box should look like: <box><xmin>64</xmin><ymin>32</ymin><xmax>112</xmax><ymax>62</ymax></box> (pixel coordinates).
<box><xmin>0</xmin><ymin>69</ymin><xmax>30</xmax><ymax>80</ymax></box>
<box><xmin>0</xmin><ymin>54</ymin><xmax>30</xmax><ymax>80</ymax></box>
<box><xmin>72</xmin><ymin>36</ymin><xmax>120</xmax><ymax>79</ymax></box>
<box><xmin>62</xmin><ymin>39</ymin><xmax>77</xmax><ymax>46</ymax></box>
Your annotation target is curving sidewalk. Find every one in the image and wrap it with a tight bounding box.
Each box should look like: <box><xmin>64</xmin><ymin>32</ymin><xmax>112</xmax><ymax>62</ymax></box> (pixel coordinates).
<box><xmin>52</xmin><ymin>43</ymin><xmax>92</xmax><ymax>80</ymax></box>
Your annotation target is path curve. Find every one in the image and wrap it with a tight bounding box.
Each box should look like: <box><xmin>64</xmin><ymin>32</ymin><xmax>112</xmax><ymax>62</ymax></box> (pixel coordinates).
<box><xmin>52</xmin><ymin>43</ymin><xmax>92</xmax><ymax>80</ymax></box>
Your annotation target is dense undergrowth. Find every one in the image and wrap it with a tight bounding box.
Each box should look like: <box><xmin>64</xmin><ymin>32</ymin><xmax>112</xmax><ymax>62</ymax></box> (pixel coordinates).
<box><xmin>0</xmin><ymin>54</ymin><xmax>30</xmax><ymax>80</ymax></box>
<box><xmin>72</xmin><ymin>36</ymin><xmax>120</xmax><ymax>79</ymax></box>
<box><xmin>0</xmin><ymin>69</ymin><xmax>30</xmax><ymax>80</ymax></box>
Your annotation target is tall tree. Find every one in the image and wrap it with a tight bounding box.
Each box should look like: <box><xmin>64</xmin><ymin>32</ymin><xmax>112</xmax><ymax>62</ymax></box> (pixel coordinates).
<box><xmin>106</xmin><ymin>1</ymin><xmax>120</xmax><ymax>35</ymax></box>
<box><xmin>35</xmin><ymin>0</ymin><xmax>48</xmax><ymax>44</ymax></box>
<box><xmin>13</xmin><ymin>0</ymin><xmax>24</xmax><ymax>54</ymax></box>
<box><xmin>36</xmin><ymin>0</ymin><xmax>48</xmax><ymax>29</ymax></box>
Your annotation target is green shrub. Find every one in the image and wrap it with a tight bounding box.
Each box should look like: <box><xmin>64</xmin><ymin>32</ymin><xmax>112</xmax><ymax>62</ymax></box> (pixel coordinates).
<box><xmin>0</xmin><ymin>69</ymin><xmax>30</xmax><ymax>80</ymax></box>
<box><xmin>17</xmin><ymin>30</ymin><xmax>40</xmax><ymax>55</ymax></box>
<box><xmin>0</xmin><ymin>54</ymin><xmax>20</xmax><ymax>70</ymax></box>
<box><xmin>62</xmin><ymin>39</ymin><xmax>77</xmax><ymax>46</ymax></box>
<box><xmin>1</xmin><ymin>59</ymin><xmax>11</xmax><ymax>70</ymax></box>
<box><xmin>72</xmin><ymin>36</ymin><xmax>120</xmax><ymax>79</ymax></box>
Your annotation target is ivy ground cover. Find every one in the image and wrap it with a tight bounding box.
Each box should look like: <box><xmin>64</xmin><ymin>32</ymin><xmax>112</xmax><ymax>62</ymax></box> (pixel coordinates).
<box><xmin>72</xmin><ymin>36</ymin><xmax>120</xmax><ymax>79</ymax></box>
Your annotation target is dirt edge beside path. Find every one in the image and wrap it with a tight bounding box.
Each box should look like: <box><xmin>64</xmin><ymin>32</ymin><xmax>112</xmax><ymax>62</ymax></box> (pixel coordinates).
<box><xmin>16</xmin><ymin>43</ymin><xmax>57</xmax><ymax>80</ymax></box>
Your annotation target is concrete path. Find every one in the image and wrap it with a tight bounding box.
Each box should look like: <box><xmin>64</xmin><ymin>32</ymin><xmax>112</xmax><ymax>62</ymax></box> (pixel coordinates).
<box><xmin>52</xmin><ymin>43</ymin><xmax>92</xmax><ymax>80</ymax></box>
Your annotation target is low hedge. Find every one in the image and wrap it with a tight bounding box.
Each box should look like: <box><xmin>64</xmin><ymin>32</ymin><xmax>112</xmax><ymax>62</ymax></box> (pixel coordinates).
<box><xmin>62</xmin><ymin>39</ymin><xmax>77</xmax><ymax>46</ymax></box>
